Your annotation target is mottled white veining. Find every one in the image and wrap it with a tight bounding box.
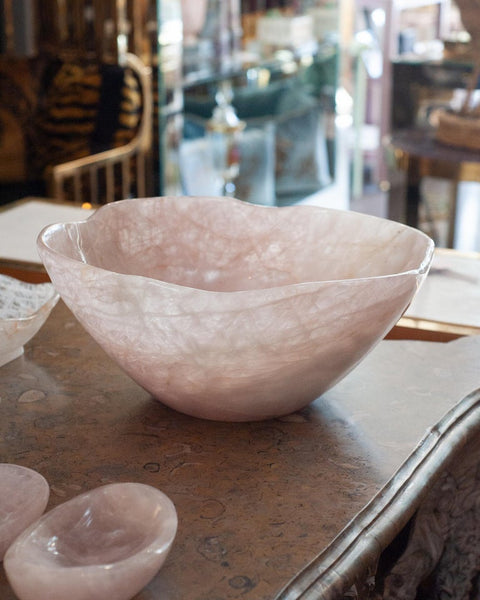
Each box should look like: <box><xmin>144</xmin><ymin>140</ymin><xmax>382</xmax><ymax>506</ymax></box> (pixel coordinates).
<box><xmin>37</xmin><ymin>196</ymin><xmax>434</xmax><ymax>421</ymax></box>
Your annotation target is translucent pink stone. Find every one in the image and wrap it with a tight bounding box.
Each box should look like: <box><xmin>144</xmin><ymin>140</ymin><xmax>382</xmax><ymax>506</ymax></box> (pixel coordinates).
<box><xmin>0</xmin><ymin>464</ymin><xmax>49</xmax><ymax>560</ymax></box>
<box><xmin>4</xmin><ymin>483</ymin><xmax>177</xmax><ymax>600</ymax></box>
<box><xmin>37</xmin><ymin>196</ymin><xmax>434</xmax><ymax>421</ymax></box>
<box><xmin>0</xmin><ymin>276</ymin><xmax>59</xmax><ymax>367</ymax></box>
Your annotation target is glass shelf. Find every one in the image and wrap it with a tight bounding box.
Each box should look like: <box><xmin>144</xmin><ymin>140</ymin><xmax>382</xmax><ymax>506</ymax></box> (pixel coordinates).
<box><xmin>158</xmin><ymin>1</ymin><xmax>340</xmax><ymax>204</ymax></box>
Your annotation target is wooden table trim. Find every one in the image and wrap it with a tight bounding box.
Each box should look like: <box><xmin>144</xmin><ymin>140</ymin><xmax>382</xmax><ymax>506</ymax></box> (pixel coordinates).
<box><xmin>0</xmin><ymin>258</ymin><xmax>50</xmax><ymax>283</ymax></box>
<box><xmin>388</xmin><ymin>316</ymin><xmax>480</xmax><ymax>342</ymax></box>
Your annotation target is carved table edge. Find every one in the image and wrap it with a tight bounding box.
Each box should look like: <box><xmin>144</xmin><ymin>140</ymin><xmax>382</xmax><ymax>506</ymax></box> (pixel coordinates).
<box><xmin>275</xmin><ymin>387</ymin><xmax>480</xmax><ymax>600</ymax></box>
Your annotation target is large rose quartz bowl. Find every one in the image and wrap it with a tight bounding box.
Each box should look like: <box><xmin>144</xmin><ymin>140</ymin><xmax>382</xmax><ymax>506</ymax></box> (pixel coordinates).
<box><xmin>37</xmin><ymin>196</ymin><xmax>434</xmax><ymax>421</ymax></box>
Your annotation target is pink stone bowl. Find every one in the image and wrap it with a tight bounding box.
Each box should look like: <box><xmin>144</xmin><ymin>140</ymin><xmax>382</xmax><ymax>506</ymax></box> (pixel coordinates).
<box><xmin>37</xmin><ymin>196</ymin><xmax>434</xmax><ymax>421</ymax></box>
<box><xmin>0</xmin><ymin>275</ymin><xmax>59</xmax><ymax>367</ymax></box>
<box><xmin>0</xmin><ymin>464</ymin><xmax>49</xmax><ymax>561</ymax></box>
<box><xmin>4</xmin><ymin>483</ymin><xmax>177</xmax><ymax>600</ymax></box>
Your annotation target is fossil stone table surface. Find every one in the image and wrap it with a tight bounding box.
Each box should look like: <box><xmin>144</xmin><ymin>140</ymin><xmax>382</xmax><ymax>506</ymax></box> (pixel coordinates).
<box><xmin>1</xmin><ymin>301</ymin><xmax>480</xmax><ymax>600</ymax></box>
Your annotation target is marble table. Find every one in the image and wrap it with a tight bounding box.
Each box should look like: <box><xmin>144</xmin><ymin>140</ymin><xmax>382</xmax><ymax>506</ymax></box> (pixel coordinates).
<box><xmin>1</xmin><ymin>301</ymin><xmax>480</xmax><ymax>599</ymax></box>
<box><xmin>391</xmin><ymin>248</ymin><xmax>480</xmax><ymax>342</ymax></box>
<box><xmin>0</xmin><ymin>198</ymin><xmax>93</xmax><ymax>282</ymax></box>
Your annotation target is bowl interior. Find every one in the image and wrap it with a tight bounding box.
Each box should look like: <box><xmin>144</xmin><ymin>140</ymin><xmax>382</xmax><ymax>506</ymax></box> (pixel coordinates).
<box><xmin>23</xmin><ymin>483</ymin><xmax>177</xmax><ymax>568</ymax></box>
<box><xmin>41</xmin><ymin>197</ymin><xmax>433</xmax><ymax>292</ymax></box>
<box><xmin>0</xmin><ymin>276</ymin><xmax>57</xmax><ymax>320</ymax></box>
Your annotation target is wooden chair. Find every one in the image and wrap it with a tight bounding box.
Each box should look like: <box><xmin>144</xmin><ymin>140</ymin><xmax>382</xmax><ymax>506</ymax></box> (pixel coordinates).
<box><xmin>48</xmin><ymin>52</ymin><xmax>153</xmax><ymax>205</ymax></box>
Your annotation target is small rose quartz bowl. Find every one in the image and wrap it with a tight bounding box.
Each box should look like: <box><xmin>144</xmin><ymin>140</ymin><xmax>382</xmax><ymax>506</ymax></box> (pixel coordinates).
<box><xmin>0</xmin><ymin>464</ymin><xmax>49</xmax><ymax>561</ymax></box>
<box><xmin>0</xmin><ymin>275</ymin><xmax>59</xmax><ymax>367</ymax></box>
<box><xmin>37</xmin><ymin>196</ymin><xmax>434</xmax><ymax>421</ymax></box>
<box><xmin>4</xmin><ymin>483</ymin><xmax>178</xmax><ymax>600</ymax></box>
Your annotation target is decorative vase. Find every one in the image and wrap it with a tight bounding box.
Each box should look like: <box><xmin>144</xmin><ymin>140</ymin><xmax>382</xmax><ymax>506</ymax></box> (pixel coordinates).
<box><xmin>181</xmin><ymin>0</ymin><xmax>208</xmax><ymax>46</ymax></box>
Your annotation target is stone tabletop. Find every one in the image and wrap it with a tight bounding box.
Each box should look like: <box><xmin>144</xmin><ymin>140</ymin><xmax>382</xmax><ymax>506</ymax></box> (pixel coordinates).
<box><xmin>1</xmin><ymin>302</ymin><xmax>480</xmax><ymax>599</ymax></box>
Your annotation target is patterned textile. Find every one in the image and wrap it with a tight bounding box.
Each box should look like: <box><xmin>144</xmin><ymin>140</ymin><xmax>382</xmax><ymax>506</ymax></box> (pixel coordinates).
<box><xmin>0</xmin><ymin>57</ymin><xmax>43</xmax><ymax>182</ymax></box>
<box><xmin>31</xmin><ymin>60</ymin><xmax>142</xmax><ymax>177</ymax></box>
<box><xmin>0</xmin><ymin>56</ymin><xmax>143</xmax><ymax>189</ymax></box>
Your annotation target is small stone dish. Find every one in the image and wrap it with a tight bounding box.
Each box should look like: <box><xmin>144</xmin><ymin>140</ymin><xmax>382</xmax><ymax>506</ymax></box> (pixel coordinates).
<box><xmin>4</xmin><ymin>482</ymin><xmax>178</xmax><ymax>600</ymax></box>
<box><xmin>37</xmin><ymin>196</ymin><xmax>434</xmax><ymax>421</ymax></box>
<box><xmin>0</xmin><ymin>464</ymin><xmax>50</xmax><ymax>560</ymax></box>
<box><xmin>0</xmin><ymin>274</ymin><xmax>59</xmax><ymax>367</ymax></box>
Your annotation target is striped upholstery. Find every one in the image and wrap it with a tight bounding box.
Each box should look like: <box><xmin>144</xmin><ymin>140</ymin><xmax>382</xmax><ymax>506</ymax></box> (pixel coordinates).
<box><xmin>32</xmin><ymin>60</ymin><xmax>142</xmax><ymax>178</ymax></box>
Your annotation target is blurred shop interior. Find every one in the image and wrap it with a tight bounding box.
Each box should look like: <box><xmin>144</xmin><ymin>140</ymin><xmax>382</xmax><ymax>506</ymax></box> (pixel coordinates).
<box><xmin>1</xmin><ymin>0</ymin><xmax>480</xmax><ymax>250</ymax></box>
